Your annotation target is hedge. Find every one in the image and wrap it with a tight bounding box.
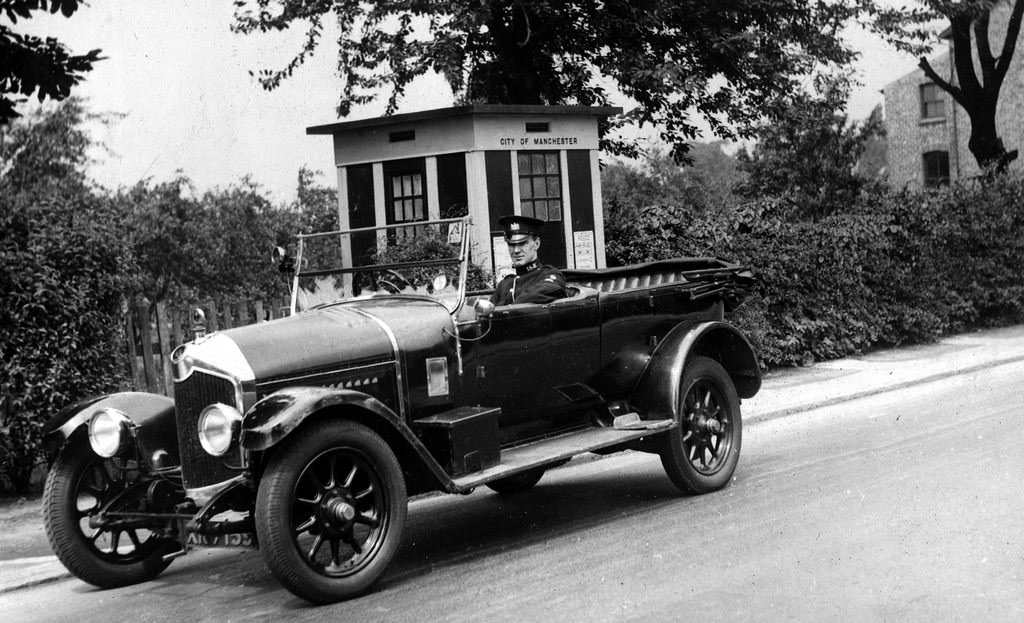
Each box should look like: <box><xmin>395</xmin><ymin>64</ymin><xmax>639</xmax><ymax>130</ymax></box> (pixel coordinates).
<box><xmin>605</xmin><ymin>174</ymin><xmax>1024</xmax><ymax>367</ymax></box>
<box><xmin>0</xmin><ymin>194</ymin><xmax>134</xmax><ymax>493</ymax></box>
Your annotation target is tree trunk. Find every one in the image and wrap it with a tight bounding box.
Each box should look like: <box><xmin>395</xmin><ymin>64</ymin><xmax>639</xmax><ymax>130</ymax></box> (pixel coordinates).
<box><xmin>966</xmin><ymin>106</ymin><xmax>1011</xmax><ymax>169</ymax></box>
<box><xmin>920</xmin><ymin>1</ymin><xmax>1023</xmax><ymax>175</ymax></box>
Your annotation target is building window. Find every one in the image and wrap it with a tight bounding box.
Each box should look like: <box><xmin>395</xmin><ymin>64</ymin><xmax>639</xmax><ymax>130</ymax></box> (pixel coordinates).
<box><xmin>389</xmin><ymin>171</ymin><xmax>426</xmax><ymax>239</ymax></box>
<box><xmin>920</xmin><ymin>83</ymin><xmax>945</xmax><ymax>120</ymax></box>
<box><xmin>923</xmin><ymin>151</ymin><xmax>950</xmax><ymax>186</ymax></box>
<box><xmin>517</xmin><ymin>151</ymin><xmax>562</xmax><ymax>221</ymax></box>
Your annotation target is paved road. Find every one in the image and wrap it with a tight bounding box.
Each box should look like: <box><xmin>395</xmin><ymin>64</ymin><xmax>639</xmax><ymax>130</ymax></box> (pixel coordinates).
<box><xmin>2</xmin><ymin>359</ymin><xmax>1021</xmax><ymax>622</ymax></box>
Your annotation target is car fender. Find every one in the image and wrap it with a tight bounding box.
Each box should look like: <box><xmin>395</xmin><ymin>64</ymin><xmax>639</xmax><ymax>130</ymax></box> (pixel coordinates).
<box><xmin>630</xmin><ymin>321</ymin><xmax>761</xmax><ymax>421</ymax></box>
<box><xmin>241</xmin><ymin>386</ymin><xmax>454</xmax><ymax>490</ymax></box>
<box><xmin>41</xmin><ymin>392</ymin><xmax>180</xmax><ymax>469</ymax></box>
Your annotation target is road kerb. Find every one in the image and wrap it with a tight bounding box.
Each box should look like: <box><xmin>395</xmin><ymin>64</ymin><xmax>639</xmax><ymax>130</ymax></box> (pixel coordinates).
<box><xmin>748</xmin><ymin>353</ymin><xmax>1024</xmax><ymax>423</ymax></box>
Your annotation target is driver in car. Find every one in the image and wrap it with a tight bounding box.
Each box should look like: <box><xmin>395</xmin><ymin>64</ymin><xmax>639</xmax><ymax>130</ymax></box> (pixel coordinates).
<box><xmin>490</xmin><ymin>215</ymin><xmax>567</xmax><ymax>306</ymax></box>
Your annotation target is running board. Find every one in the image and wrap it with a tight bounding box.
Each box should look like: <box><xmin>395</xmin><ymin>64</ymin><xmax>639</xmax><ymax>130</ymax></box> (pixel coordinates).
<box><xmin>451</xmin><ymin>420</ymin><xmax>674</xmax><ymax>489</ymax></box>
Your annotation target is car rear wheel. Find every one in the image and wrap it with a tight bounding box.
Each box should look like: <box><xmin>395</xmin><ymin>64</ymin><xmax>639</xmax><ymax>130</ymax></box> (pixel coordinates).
<box><xmin>659</xmin><ymin>356</ymin><xmax>742</xmax><ymax>494</ymax></box>
<box><xmin>42</xmin><ymin>438</ymin><xmax>176</xmax><ymax>588</ymax></box>
<box><xmin>256</xmin><ymin>420</ymin><xmax>407</xmax><ymax>604</ymax></box>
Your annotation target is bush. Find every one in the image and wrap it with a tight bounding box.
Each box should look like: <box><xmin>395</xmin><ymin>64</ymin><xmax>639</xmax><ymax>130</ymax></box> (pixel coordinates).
<box><xmin>604</xmin><ymin>174</ymin><xmax>1024</xmax><ymax>368</ymax></box>
<box><xmin>0</xmin><ymin>194</ymin><xmax>134</xmax><ymax>492</ymax></box>
<box><xmin>0</xmin><ymin>101</ymin><xmax>137</xmax><ymax>493</ymax></box>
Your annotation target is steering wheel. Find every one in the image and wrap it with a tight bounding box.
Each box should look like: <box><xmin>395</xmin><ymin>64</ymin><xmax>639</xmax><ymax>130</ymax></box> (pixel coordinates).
<box><xmin>375</xmin><ymin>269</ymin><xmax>412</xmax><ymax>294</ymax></box>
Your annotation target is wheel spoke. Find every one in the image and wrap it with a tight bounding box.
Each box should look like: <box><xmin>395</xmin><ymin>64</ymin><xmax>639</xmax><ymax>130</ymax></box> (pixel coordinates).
<box><xmin>353</xmin><ymin>485</ymin><xmax>374</xmax><ymax>501</ymax></box>
<box><xmin>684</xmin><ymin>392</ymin><xmax>697</xmax><ymax>414</ymax></box>
<box><xmin>342</xmin><ymin>464</ymin><xmax>359</xmax><ymax>490</ymax></box>
<box><xmin>80</xmin><ymin>482</ymin><xmax>105</xmax><ymax>500</ymax></box>
<box><xmin>304</xmin><ymin>468</ymin><xmax>325</xmax><ymax>493</ymax></box>
<box><xmin>354</xmin><ymin>512</ymin><xmax>380</xmax><ymax>528</ymax></box>
<box><xmin>306</xmin><ymin>534</ymin><xmax>324</xmax><ymax>560</ymax></box>
<box><xmin>109</xmin><ymin>529</ymin><xmax>121</xmax><ymax>553</ymax></box>
<box><xmin>329</xmin><ymin>539</ymin><xmax>342</xmax><ymax>567</ymax></box>
<box><xmin>343</xmin><ymin>532</ymin><xmax>364</xmax><ymax>555</ymax></box>
<box><xmin>126</xmin><ymin>529</ymin><xmax>142</xmax><ymax>550</ymax></box>
<box><xmin>325</xmin><ymin>455</ymin><xmax>338</xmax><ymax>488</ymax></box>
<box><xmin>294</xmin><ymin>515</ymin><xmax>317</xmax><ymax>535</ymax></box>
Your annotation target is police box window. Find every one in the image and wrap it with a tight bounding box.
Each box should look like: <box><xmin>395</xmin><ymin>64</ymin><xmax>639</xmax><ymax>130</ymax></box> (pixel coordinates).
<box><xmin>920</xmin><ymin>83</ymin><xmax>944</xmax><ymax>120</ymax></box>
<box><xmin>923</xmin><ymin>151</ymin><xmax>949</xmax><ymax>187</ymax></box>
<box><xmin>390</xmin><ymin>172</ymin><xmax>426</xmax><ymax>238</ymax></box>
<box><xmin>517</xmin><ymin>151</ymin><xmax>562</xmax><ymax>221</ymax></box>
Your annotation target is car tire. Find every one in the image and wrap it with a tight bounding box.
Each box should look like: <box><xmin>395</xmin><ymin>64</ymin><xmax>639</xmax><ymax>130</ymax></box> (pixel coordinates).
<box><xmin>485</xmin><ymin>467</ymin><xmax>545</xmax><ymax>494</ymax></box>
<box><xmin>256</xmin><ymin>420</ymin><xmax>407</xmax><ymax>604</ymax></box>
<box><xmin>42</xmin><ymin>437</ymin><xmax>176</xmax><ymax>588</ymax></box>
<box><xmin>659</xmin><ymin>356</ymin><xmax>742</xmax><ymax>494</ymax></box>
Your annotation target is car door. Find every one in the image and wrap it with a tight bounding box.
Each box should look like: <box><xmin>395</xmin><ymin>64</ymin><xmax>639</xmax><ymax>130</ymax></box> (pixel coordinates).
<box><xmin>458</xmin><ymin>291</ymin><xmax>601</xmax><ymax>445</ymax></box>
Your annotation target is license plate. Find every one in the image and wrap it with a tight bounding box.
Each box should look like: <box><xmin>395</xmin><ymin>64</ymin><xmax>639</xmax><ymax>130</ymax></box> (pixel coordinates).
<box><xmin>186</xmin><ymin>532</ymin><xmax>256</xmax><ymax>548</ymax></box>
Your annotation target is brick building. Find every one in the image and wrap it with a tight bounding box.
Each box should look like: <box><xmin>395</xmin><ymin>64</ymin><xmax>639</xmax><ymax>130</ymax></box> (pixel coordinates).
<box><xmin>883</xmin><ymin>2</ymin><xmax>1023</xmax><ymax>186</ymax></box>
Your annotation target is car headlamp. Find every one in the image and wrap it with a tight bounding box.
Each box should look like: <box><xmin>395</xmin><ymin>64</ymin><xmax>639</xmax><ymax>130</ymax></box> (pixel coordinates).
<box><xmin>198</xmin><ymin>403</ymin><xmax>243</xmax><ymax>456</ymax></box>
<box><xmin>88</xmin><ymin>408</ymin><xmax>133</xmax><ymax>458</ymax></box>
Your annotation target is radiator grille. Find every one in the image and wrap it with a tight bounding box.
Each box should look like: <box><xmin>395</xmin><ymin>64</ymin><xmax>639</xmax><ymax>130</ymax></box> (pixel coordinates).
<box><xmin>174</xmin><ymin>371</ymin><xmax>244</xmax><ymax>490</ymax></box>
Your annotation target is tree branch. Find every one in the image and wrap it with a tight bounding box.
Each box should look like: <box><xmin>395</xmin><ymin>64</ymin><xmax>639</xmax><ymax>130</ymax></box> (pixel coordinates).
<box><xmin>919</xmin><ymin>56</ymin><xmax>969</xmax><ymax>109</ymax></box>
<box><xmin>949</xmin><ymin>13</ymin><xmax>984</xmax><ymax>97</ymax></box>
<box><xmin>995</xmin><ymin>0</ymin><xmax>1024</xmax><ymax>83</ymax></box>
<box><xmin>975</xmin><ymin>9</ymin><xmax>995</xmax><ymax>73</ymax></box>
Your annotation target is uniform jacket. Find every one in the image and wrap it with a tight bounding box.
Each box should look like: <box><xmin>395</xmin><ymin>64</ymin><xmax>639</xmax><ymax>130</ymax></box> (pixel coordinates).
<box><xmin>490</xmin><ymin>261</ymin><xmax>567</xmax><ymax>305</ymax></box>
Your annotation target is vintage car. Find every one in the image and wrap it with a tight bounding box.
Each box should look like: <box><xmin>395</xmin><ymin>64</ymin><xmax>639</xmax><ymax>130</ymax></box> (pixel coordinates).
<box><xmin>41</xmin><ymin>217</ymin><xmax>760</xmax><ymax>603</ymax></box>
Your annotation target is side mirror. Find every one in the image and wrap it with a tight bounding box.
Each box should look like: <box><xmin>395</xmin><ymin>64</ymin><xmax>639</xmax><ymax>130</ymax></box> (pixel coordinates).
<box><xmin>474</xmin><ymin>299</ymin><xmax>495</xmax><ymax>320</ymax></box>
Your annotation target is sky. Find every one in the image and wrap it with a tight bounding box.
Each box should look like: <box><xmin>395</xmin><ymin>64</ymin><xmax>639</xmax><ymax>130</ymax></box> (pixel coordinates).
<box><xmin>18</xmin><ymin>2</ymin><xmax>931</xmax><ymax>203</ymax></box>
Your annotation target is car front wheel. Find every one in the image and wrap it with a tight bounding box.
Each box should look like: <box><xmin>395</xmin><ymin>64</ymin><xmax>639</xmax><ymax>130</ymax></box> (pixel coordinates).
<box><xmin>256</xmin><ymin>420</ymin><xmax>407</xmax><ymax>604</ymax></box>
<box><xmin>42</xmin><ymin>437</ymin><xmax>176</xmax><ymax>588</ymax></box>
<box><xmin>659</xmin><ymin>356</ymin><xmax>742</xmax><ymax>494</ymax></box>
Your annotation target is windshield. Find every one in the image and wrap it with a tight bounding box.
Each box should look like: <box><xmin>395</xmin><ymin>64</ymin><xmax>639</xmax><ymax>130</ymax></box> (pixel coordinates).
<box><xmin>287</xmin><ymin>217</ymin><xmax>471</xmax><ymax>315</ymax></box>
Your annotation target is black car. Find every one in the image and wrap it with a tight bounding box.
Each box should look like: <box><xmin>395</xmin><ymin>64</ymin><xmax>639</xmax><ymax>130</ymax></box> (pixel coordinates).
<box><xmin>41</xmin><ymin>217</ymin><xmax>760</xmax><ymax>603</ymax></box>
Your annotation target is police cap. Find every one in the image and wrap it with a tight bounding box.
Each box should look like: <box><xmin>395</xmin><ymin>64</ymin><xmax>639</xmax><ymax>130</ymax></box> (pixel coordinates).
<box><xmin>498</xmin><ymin>214</ymin><xmax>545</xmax><ymax>244</ymax></box>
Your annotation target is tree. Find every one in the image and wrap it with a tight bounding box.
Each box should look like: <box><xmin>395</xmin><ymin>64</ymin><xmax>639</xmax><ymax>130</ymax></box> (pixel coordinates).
<box><xmin>918</xmin><ymin>0</ymin><xmax>1023</xmax><ymax>170</ymax></box>
<box><xmin>0</xmin><ymin>0</ymin><xmax>102</xmax><ymax>123</ymax></box>
<box><xmin>292</xmin><ymin>166</ymin><xmax>338</xmax><ymax>233</ymax></box>
<box><xmin>1</xmin><ymin>100</ymin><xmax>132</xmax><ymax>492</ymax></box>
<box><xmin>602</xmin><ymin>143</ymin><xmax>739</xmax><ymax>216</ymax></box>
<box><xmin>734</xmin><ymin>75</ymin><xmax>884</xmax><ymax>219</ymax></box>
<box><xmin>232</xmin><ymin>0</ymin><xmax>931</xmax><ymax>161</ymax></box>
<box><xmin>113</xmin><ymin>175</ymin><xmax>302</xmax><ymax>308</ymax></box>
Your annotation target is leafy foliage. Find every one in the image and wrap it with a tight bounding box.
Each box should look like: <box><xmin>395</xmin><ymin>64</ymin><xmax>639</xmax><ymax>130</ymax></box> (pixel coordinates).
<box><xmin>371</xmin><ymin>226</ymin><xmax>492</xmax><ymax>292</ymax></box>
<box><xmin>231</xmin><ymin>0</ymin><xmax>933</xmax><ymax>160</ymax></box>
<box><xmin>0</xmin><ymin>0</ymin><xmax>103</xmax><ymax>123</ymax></box>
<box><xmin>734</xmin><ymin>75</ymin><xmax>886</xmax><ymax>219</ymax></box>
<box><xmin>602</xmin><ymin>142</ymin><xmax>740</xmax><ymax>216</ymax></box>
<box><xmin>111</xmin><ymin>172</ymin><xmax>338</xmax><ymax>310</ymax></box>
<box><xmin>0</xmin><ymin>103</ymin><xmax>336</xmax><ymax>492</ymax></box>
<box><xmin>0</xmin><ymin>100</ymin><xmax>132</xmax><ymax>492</ymax></box>
<box><xmin>604</xmin><ymin>174</ymin><xmax>1024</xmax><ymax>368</ymax></box>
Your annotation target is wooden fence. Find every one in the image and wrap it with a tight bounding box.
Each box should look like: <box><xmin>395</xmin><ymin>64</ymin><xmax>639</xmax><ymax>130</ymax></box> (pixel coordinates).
<box><xmin>125</xmin><ymin>297</ymin><xmax>291</xmax><ymax>396</ymax></box>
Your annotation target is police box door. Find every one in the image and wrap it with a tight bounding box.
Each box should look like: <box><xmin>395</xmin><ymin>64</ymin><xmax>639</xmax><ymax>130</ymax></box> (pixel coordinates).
<box><xmin>517</xmin><ymin>151</ymin><xmax>566</xmax><ymax>267</ymax></box>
